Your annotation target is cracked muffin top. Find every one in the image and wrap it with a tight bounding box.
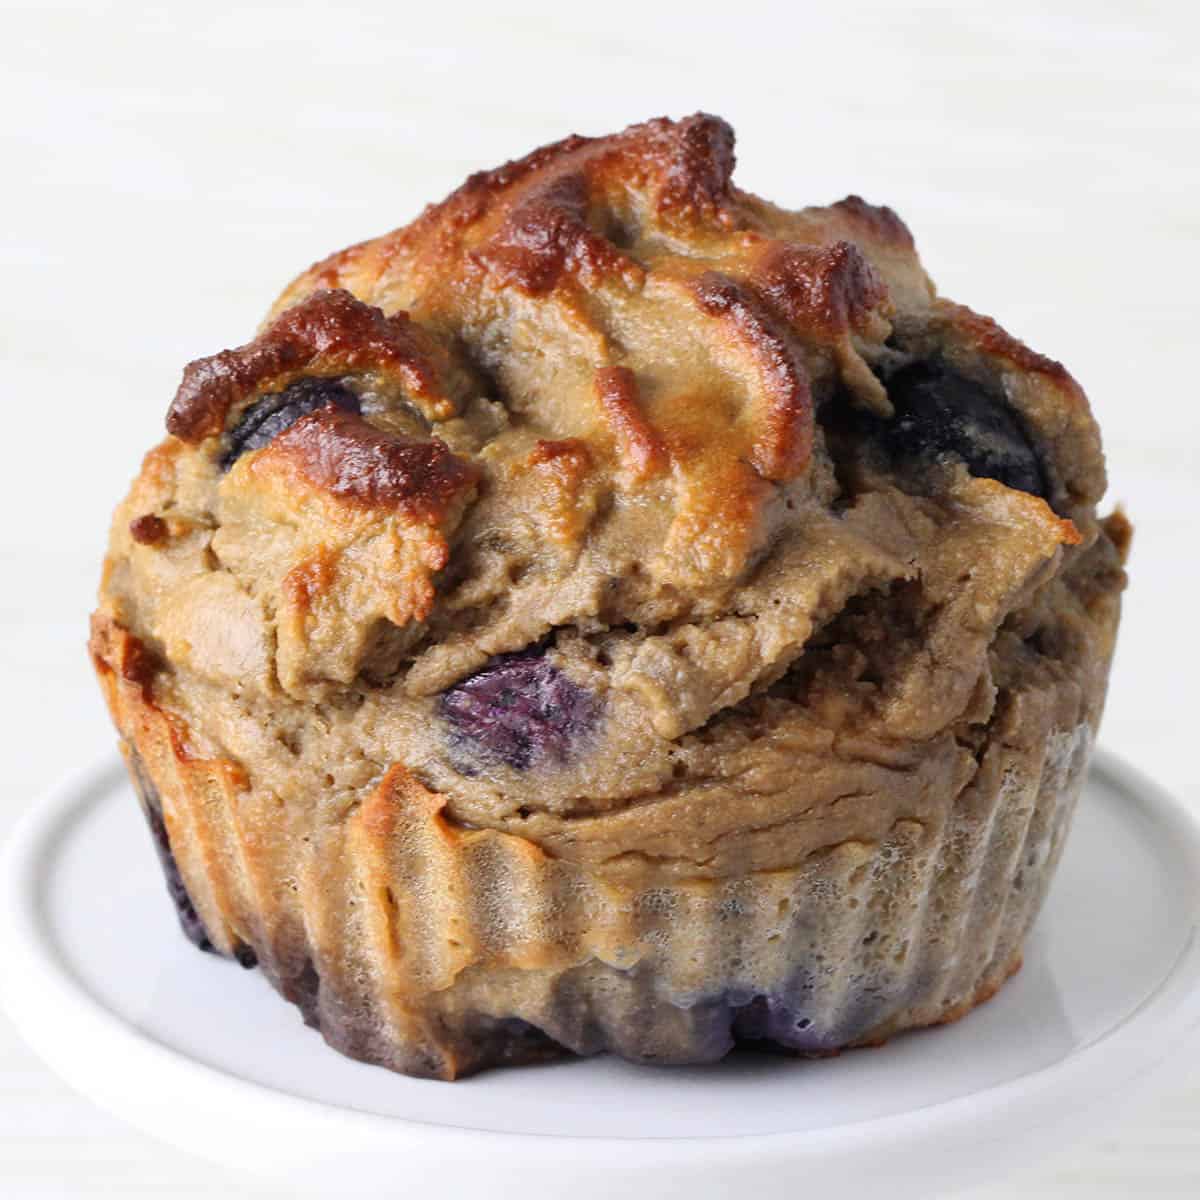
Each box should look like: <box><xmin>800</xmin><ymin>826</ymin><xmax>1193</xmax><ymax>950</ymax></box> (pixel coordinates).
<box><xmin>96</xmin><ymin>113</ymin><xmax>1123</xmax><ymax>875</ymax></box>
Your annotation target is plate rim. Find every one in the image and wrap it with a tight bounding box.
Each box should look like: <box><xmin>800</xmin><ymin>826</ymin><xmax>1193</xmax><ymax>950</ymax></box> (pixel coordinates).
<box><xmin>2</xmin><ymin>747</ymin><xmax>1199</xmax><ymax>1171</ymax></box>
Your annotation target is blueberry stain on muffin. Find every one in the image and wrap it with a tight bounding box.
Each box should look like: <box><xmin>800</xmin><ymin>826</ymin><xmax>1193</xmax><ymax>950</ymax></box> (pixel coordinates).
<box><xmin>439</xmin><ymin>649</ymin><xmax>600</xmax><ymax>770</ymax></box>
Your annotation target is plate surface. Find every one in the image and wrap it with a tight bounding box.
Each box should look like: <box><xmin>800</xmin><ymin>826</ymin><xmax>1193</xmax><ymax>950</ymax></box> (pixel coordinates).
<box><xmin>3</xmin><ymin>750</ymin><xmax>1199</xmax><ymax>1199</ymax></box>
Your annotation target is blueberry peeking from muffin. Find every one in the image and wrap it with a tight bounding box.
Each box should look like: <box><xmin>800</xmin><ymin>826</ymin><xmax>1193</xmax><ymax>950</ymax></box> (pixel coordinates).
<box><xmin>220</xmin><ymin>377</ymin><xmax>362</xmax><ymax>471</ymax></box>
<box><xmin>439</xmin><ymin>648</ymin><xmax>601</xmax><ymax>772</ymax></box>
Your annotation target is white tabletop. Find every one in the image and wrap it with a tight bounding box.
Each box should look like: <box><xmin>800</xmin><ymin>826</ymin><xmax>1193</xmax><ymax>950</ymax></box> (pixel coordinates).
<box><xmin>1</xmin><ymin>2</ymin><xmax>1197</xmax><ymax>1195</ymax></box>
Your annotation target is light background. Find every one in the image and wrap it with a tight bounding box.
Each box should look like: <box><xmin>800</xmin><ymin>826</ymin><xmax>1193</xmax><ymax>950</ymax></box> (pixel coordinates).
<box><xmin>1</xmin><ymin>1</ymin><xmax>1197</xmax><ymax>1195</ymax></box>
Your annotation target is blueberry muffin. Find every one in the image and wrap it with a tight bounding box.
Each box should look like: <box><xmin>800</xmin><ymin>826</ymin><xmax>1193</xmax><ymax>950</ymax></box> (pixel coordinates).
<box><xmin>90</xmin><ymin>114</ymin><xmax>1129</xmax><ymax>1079</ymax></box>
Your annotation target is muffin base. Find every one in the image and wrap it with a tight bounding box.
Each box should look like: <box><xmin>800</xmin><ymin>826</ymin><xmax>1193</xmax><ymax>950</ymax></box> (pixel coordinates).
<box><xmin>96</xmin><ymin>598</ymin><xmax>1093</xmax><ymax>1079</ymax></box>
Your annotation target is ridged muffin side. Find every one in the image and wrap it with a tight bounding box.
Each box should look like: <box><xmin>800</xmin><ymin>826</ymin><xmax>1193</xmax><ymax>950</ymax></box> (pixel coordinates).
<box><xmin>91</xmin><ymin>516</ymin><xmax>1123</xmax><ymax>1077</ymax></box>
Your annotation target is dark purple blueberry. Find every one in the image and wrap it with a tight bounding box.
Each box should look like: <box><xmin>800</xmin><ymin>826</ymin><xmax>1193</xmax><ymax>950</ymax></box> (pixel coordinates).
<box><xmin>672</xmin><ymin>969</ymin><xmax>897</xmax><ymax>1058</ymax></box>
<box><xmin>127</xmin><ymin>750</ymin><xmax>214</xmax><ymax>953</ymax></box>
<box><xmin>219</xmin><ymin>377</ymin><xmax>360</xmax><ymax>470</ymax></box>
<box><xmin>829</xmin><ymin>360</ymin><xmax>1048</xmax><ymax>499</ymax></box>
<box><xmin>719</xmin><ymin>976</ymin><xmax>839</xmax><ymax>1055</ymax></box>
<box><xmin>729</xmin><ymin>995</ymin><xmax>822</xmax><ymax>1050</ymax></box>
<box><xmin>233</xmin><ymin>942</ymin><xmax>259</xmax><ymax>968</ymax></box>
<box><xmin>439</xmin><ymin>649</ymin><xmax>600</xmax><ymax>770</ymax></box>
<box><xmin>879</xmin><ymin>361</ymin><xmax>1047</xmax><ymax>497</ymax></box>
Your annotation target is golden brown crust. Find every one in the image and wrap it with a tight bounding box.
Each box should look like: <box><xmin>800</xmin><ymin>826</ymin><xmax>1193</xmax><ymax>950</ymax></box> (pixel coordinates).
<box><xmin>827</xmin><ymin>195</ymin><xmax>916</xmax><ymax>250</ymax></box>
<box><xmin>249</xmin><ymin>406</ymin><xmax>480</xmax><ymax>519</ymax></box>
<box><xmin>938</xmin><ymin>302</ymin><xmax>1077</xmax><ymax>386</ymax></box>
<box><xmin>166</xmin><ymin>289</ymin><xmax>463</xmax><ymax>442</ymax></box>
<box><xmin>473</xmin><ymin>170</ymin><xmax>643</xmax><ymax>296</ymax></box>
<box><xmin>592</xmin><ymin>366</ymin><xmax>668</xmax><ymax>481</ymax></box>
<box><xmin>751</xmin><ymin>240</ymin><xmax>890</xmax><ymax>339</ymax></box>
<box><xmin>691</xmin><ymin>270</ymin><xmax>814</xmax><ymax>480</ymax></box>
<box><xmin>398</xmin><ymin>112</ymin><xmax>739</xmax><ymax>269</ymax></box>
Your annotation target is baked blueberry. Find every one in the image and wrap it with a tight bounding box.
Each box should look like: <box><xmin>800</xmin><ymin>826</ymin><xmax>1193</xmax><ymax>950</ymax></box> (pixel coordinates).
<box><xmin>439</xmin><ymin>649</ymin><xmax>599</xmax><ymax>770</ymax></box>
<box><xmin>879</xmin><ymin>361</ymin><xmax>1048</xmax><ymax>497</ymax></box>
<box><xmin>220</xmin><ymin>377</ymin><xmax>360</xmax><ymax>470</ymax></box>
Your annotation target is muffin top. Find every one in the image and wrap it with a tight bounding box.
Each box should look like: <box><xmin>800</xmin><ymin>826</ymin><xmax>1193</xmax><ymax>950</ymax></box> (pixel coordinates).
<box><xmin>96</xmin><ymin>114</ymin><xmax>1122</xmax><ymax>875</ymax></box>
